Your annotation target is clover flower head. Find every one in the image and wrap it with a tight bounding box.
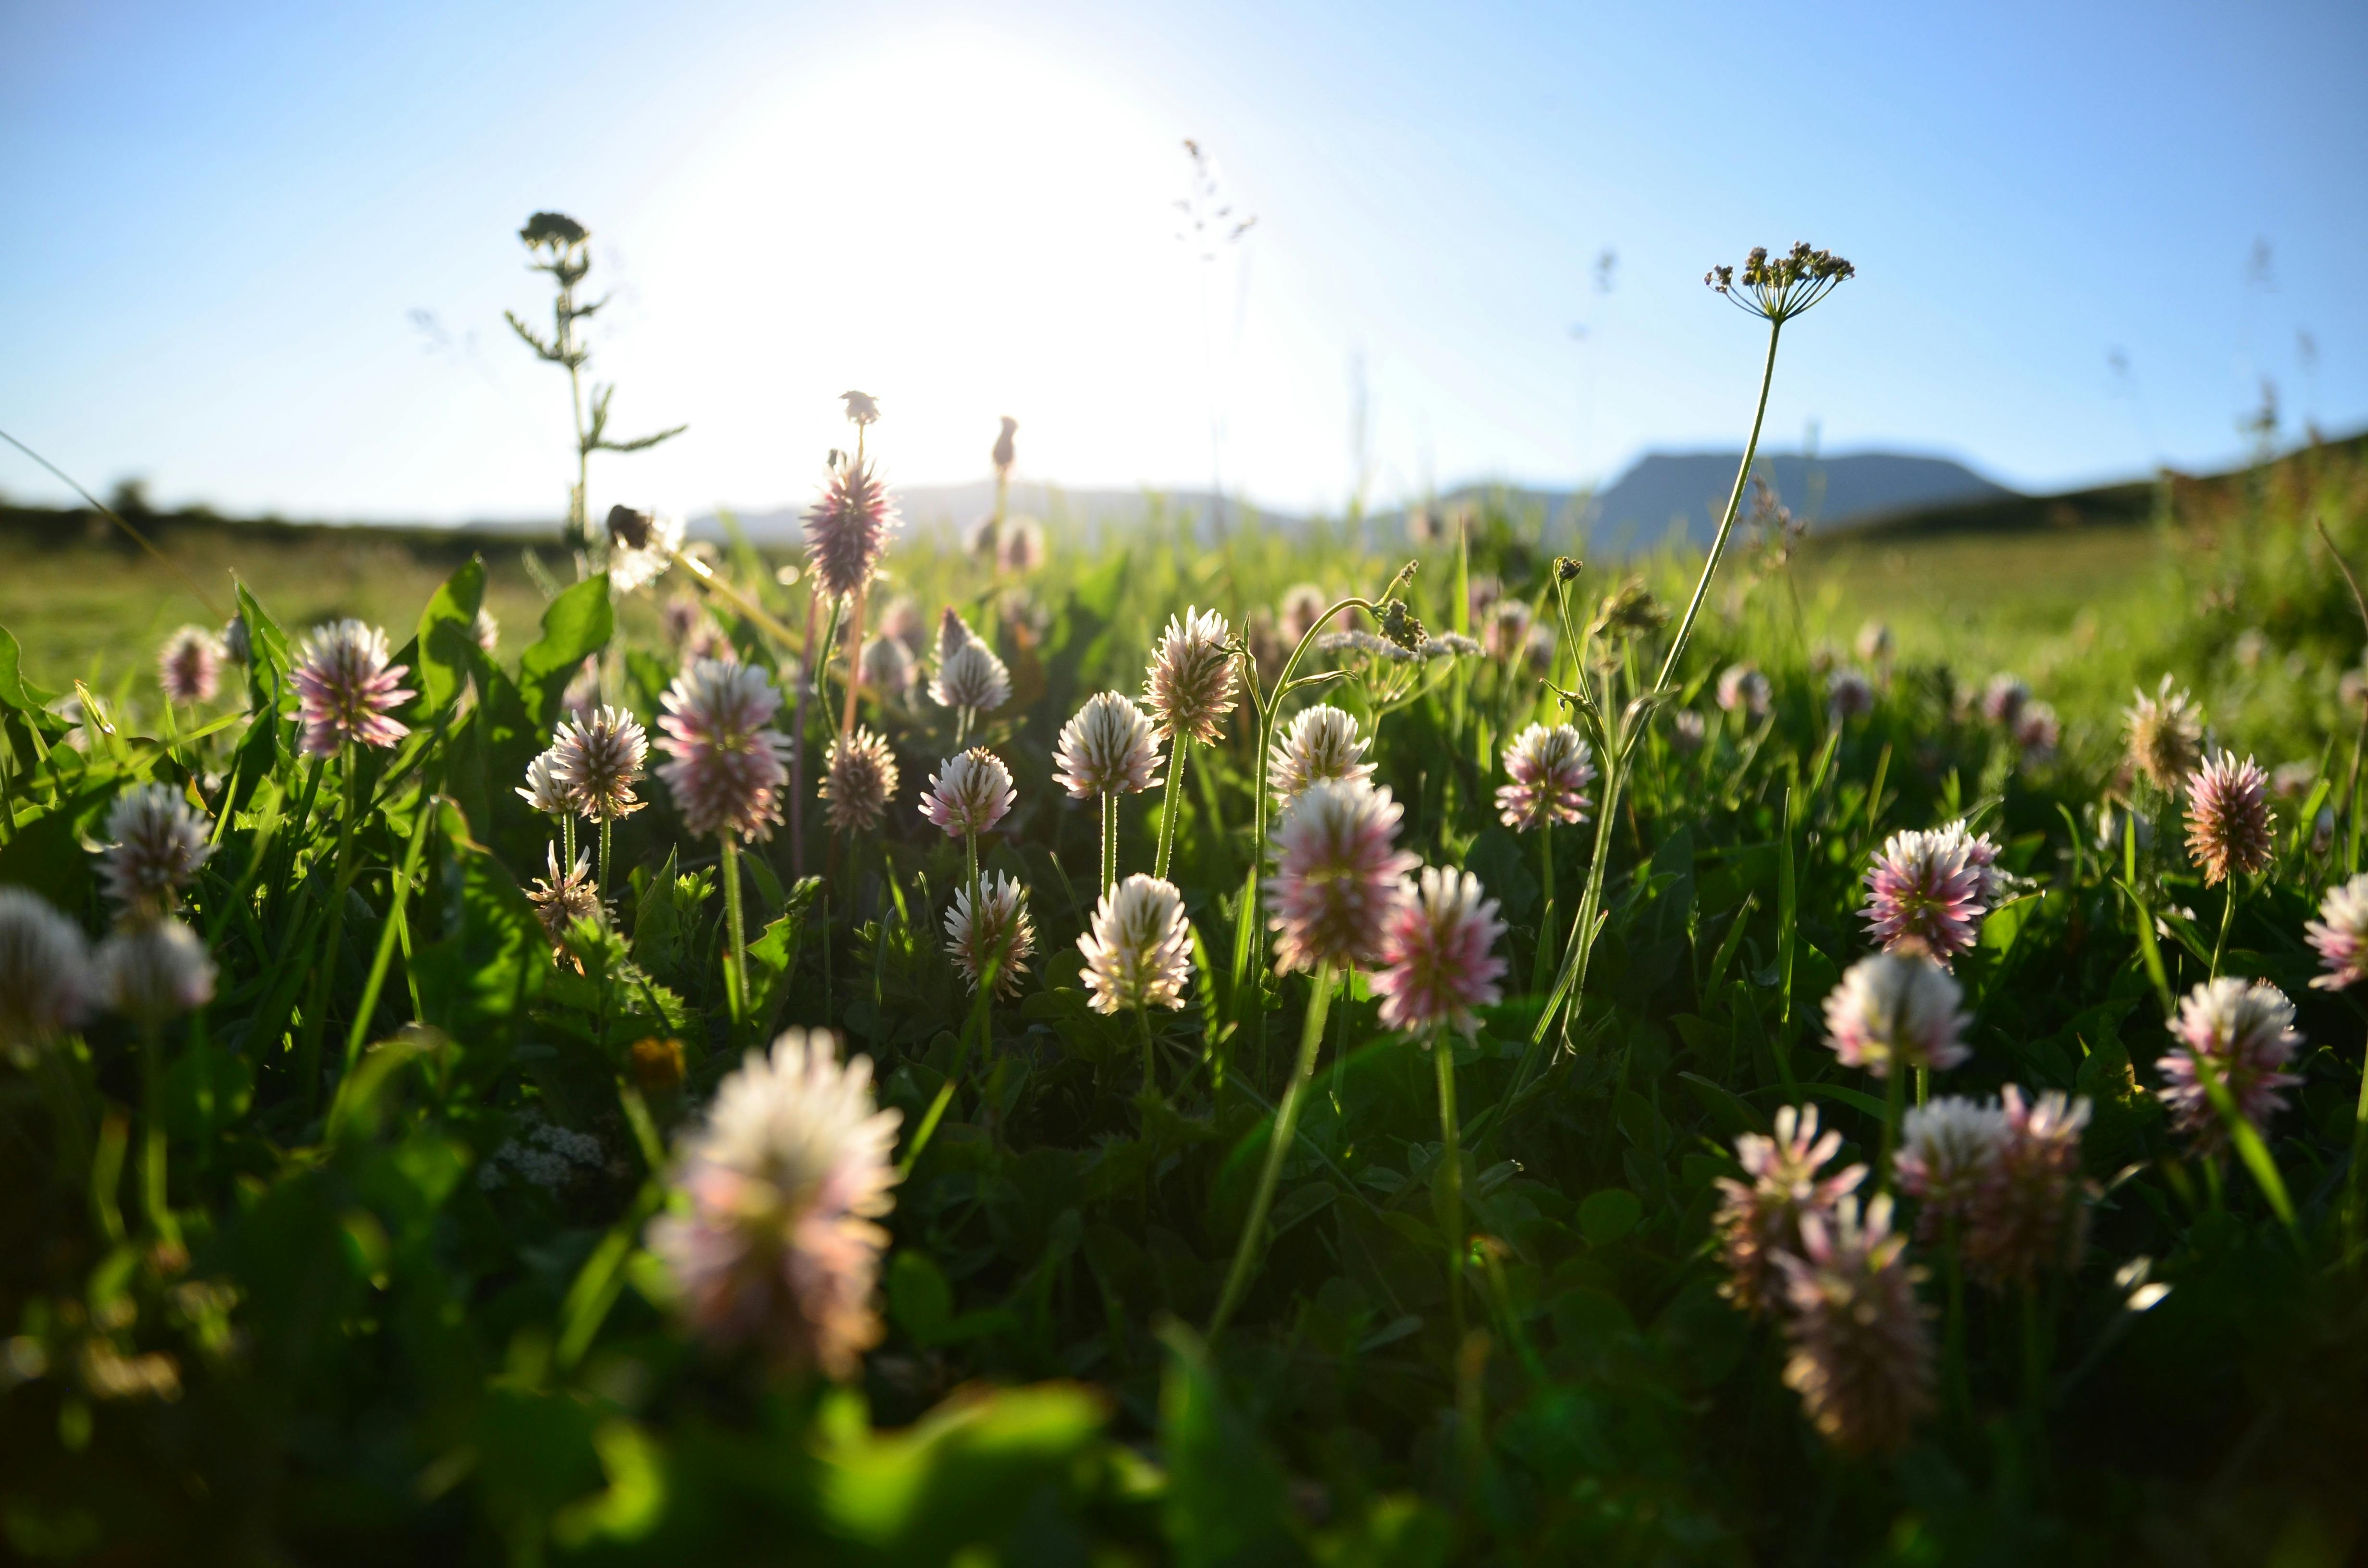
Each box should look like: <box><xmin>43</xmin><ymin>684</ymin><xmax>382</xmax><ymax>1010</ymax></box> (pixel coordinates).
<box><xmin>527</xmin><ymin>845</ymin><xmax>601</xmax><ymax>955</ymax></box>
<box><xmin>1372</xmin><ymin>867</ymin><xmax>1507</xmax><ymax>1039</ymax></box>
<box><xmin>1054</xmin><ymin>692</ymin><xmax>1161</xmax><ymax>799</ymax></box>
<box><xmin>1483</xmin><ymin>599</ymin><xmax>1533</xmax><ymax>661</ymax></box>
<box><xmin>820</xmin><ymin>727</ymin><xmax>900</xmax><ymax>833</ymax></box>
<box><xmin>473</xmin><ymin>608</ymin><xmax>500</xmax><ymax>652</ymax></box>
<box><xmin>1861</xmin><ymin>824</ymin><xmax>1993</xmax><ymax>963</ymax></box>
<box><xmin>1856</xmin><ymin>621</ymin><xmax>1893</xmax><ymax>663</ymax></box>
<box><xmin>99</xmin><ymin>784</ymin><xmax>214</xmax><ymax>921</ymax></box>
<box><xmin>1278</xmin><ymin>583</ymin><xmax>1330</xmax><ymax>646</ymax></box>
<box><xmin>0</xmin><ymin>889</ymin><xmax>93</xmax><ymax>1055</ymax></box>
<box><xmin>606</xmin><ymin>506</ymin><xmax>686</xmax><ymax>593</ymax></box>
<box><xmin>1717</xmin><ymin>662</ymin><xmax>1772</xmax><ymax>717</ymax></box>
<box><xmin>930</xmin><ymin>638</ymin><xmax>1011</xmax><ymax>715</ymax></box>
<box><xmin>1269</xmin><ymin>705</ymin><xmax>1375</xmax><ymax>805</ymax></box>
<box><xmin>1495</xmin><ymin>723</ymin><xmax>1596</xmax><ymax>833</ymax></box>
<box><xmin>1144</xmin><ymin>607</ymin><xmax>1238</xmax><ymax>745</ymax></box>
<box><xmin>860</xmin><ymin>634</ymin><xmax>916</xmax><ymax>699</ymax></box>
<box><xmin>2013</xmin><ymin>701</ymin><xmax>2060</xmax><ymax>762</ymax></box>
<box><xmin>220</xmin><ymin>614</ymin><xmax>251</xmax><ymax>667</ymax></box>
<box><xmin>550</xmin><ymin>705</ymin><xmax>649</xmax><ymax>822</ymax></box>
<box><xmin>1895</xmin><ymin>1096</ymin><xmax>2009</xmax><ymax>1238</ymax></box>
<box><xmin>943</xmin><ymin>872</ymin><xmax>1036</xmax><ymax>998</ymax></box>
<box><xmin>294</xmin><ymin>619</ymin><xmax>413</xmax><ymax>757</ymax></box>
<box><xmin>1964</xmin><ymin>1086</ymin><xmax>2091</xmax><ymax>1287</ymax></box>
<box><xmin>998</xmin><ymin>517</ymin><xmax>1046</xmax><ymax>575</ymax></box>
<box><xmin>1712</xmin><ymin>1104</ymin><xmax>1866</xmax><ymax>1316</ymax></box>
<box><xmin>518</xmin><ymin>749</ymin><xmax>571</xmax><ymax>817</ymax></box>
<box><xmin>1826</xmin><ymin>668</ymin><xmax>1874</xmax><ymax>721</ymax></box>
<box><xmin>1774</xmin><ymin>1194</ymin><xmax>1934</xmax><ymax>1455</ymax></box>
<box><xmin>1822</xmin><ymin>953</ymin><xmax>1971</xmax><ymax>1078</ymax></box>
<box><xmin>645</xmin><ymin>1029</ymin><xmax>900</xmax><ymax>1377</ymax></box>
<box><xmin>97</xmin><ymin>918</ymin><xmax>216</xmax><ymax>1026</ymax></box>
<box><xmin>2158</xmin><ymin>977</ymin><xmax>2302</xmax><ymax>1149</ymax></box>
<box><xmin>1979</xmin><ymin>674</ymin><xmax>2029</xmax><ymax>725</ymax></box>
<box><xmin>804</xmin><ymin>460</ymin><xmax>898</xmax><ymax>601</ymax></box>
<box><xmin>158</xmin><ymin>626</ymin><xmax>223</xmax><ymax>705</ymax></box>
<box><xmin>1670</xmin><ymin>709</ymin><xmax>1707</xmax><ymax>753</ymax></box>
<box><xmin>655</xmin><ymin>660</ymin><xmax>793</xmax><ymax>841</ymax></box>
<box><xmin>2306</xmin><ymin>873</ymin><xmax>2368</xmax><ymax>991</ymax></box>
<box><xmin>2183</xmin><ymin>751</ymin><xmax>2274</xmax><ymax>885</ymax></box>
<box><xmin>1079</xmin><ymin>874</ymin><xmax>1193</xmax><ymax>1015</ymax></box>
<box><xmin>2125</xmin><ymin>674</ymin><xmax>2204</xmax><ymax>793</ymax></box>
<box><xmin>1264</xmin><ymin>778</ymin><xmax>1418</xmax><ymax>974</ymax></box>
<box><xmin>920</xmin><ymin>748</ymin><xmax>1015</xmax><ymax>839</ymax></box>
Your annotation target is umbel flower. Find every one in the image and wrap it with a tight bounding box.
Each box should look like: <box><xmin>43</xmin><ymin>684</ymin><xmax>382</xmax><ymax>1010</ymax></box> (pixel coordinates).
<box><xmin>1144</xmin><ymin>607</ymin><xmax>1238</xmax><ymax>745</ymax></box>
<box><xmin>2306</xmin><ymin>873</ymin><xmax>2368</xmax><ymax>990</ymax></box>
<box><xmin>1372</xmin><ymin>867</ymin><xmax>1507</xmax><ymax>1039</ymax></box>
<box><xmin>1774</xmin><ymin>1194</ymin><xmax>1934</xmax><ymax>1456</ymax></box>
<box><xmin>527</xmin><ymin>846</ymin><xmax>601</xmax><ymax>953</ymax></box>
<box><xmin>656</xmin><ymin>660</ymin><xmax>793</xmax><ymax>840</ymax></box>
<box><xmin>920</xmin><ymin>748</ymin><xmax>1015</xmax><ymax>839</ymax></box>
<box><xmin>293</xmin><ymin>619</ymin><xmax>413</xmax><ymax>757</ymax></box>
<box><xmin>1860</xmin><ymin>822</ymin><xmax>2000</xmax><ymax>964</ymax></box>
<box><xmin>2183</xmin><ymin>751</ymin><xmax>2275</xmax><ymax>885</ymax></box>
<box><xmin>1269</xmin><ymin>705</ymin><xmax>1374</xmax><ymax>805</ymax></box>
<box><xmin>1712</xmin><ymin>1104</ymin><xmax>1866</xmax><ymax>1316</ymax></box>
<box><xmin>157</xmin><ymin>625</ymin><xmax>222</xmax><ymax>705</ymax></box>
<box><xmin>804</xmin><ymin>459</ymin><xmax>898</xmax><ymax>601</ymax></box>
<box><xmin>1079</xmin><ymin>874</ymin><xmax>1193</xmax><ymax>1014</ymax></box>
<box><xmin>99</xmin><ymin>784</ymin><xmax>214</xmax><ymax>921</ymax></box>
<box><xmin>1895</xmin><ymin>1096</ymin><xmax>2010</xmax><ymax>1239</ymax></box>
<box><xmin>1495</xmin><ymin>723</ymin><xmax>1596</xmax><ymax>833</ymax></box>
<box><xmin>1705</xmin><ymin>242</ymin><xmax>1857</xmax><ymax>322</ymax></box>
<box><xmin>1054</xmin><ymin>692</ymin><xmax>1161</xmax><ymax>798</ymax></box>
<box><xmin>1822</xmin><ymin>953</ymin><xmax>1971</xmax><ymax>1078</ymax></box>
<box><xmin>517</xmin><ymin>749</ymin><xmax>571</xmax><ymax>817</ymax></box>
<box><xmin>1717</xmin><ymin>662</ymin><xmax>1772</xmax><ymax>717</ymax></box>
<box><xmin>1265</xmin><ymin>778</ymin><xmax>1419</xmax><ymax>975</ymax></box>
<box><xmin>645</xmin><ymin>1029</ymin><xmax>901</xmax><ymax>1378</ymax></box>
<box><xmin>550</xmin><ymin>705</ymin><xmax>649</xmax><ymax>822</ymax></box>
<box><xmin>606</xmin><ymin>506</ymin><xmax>686</xmax><ymax>593</ymax></box>
<box><xmin>2157</xmin><ymin>977</ymin><xmax>2303</xmax><ymax>1149</ymax></box>
<box><xmin>97</xmin><ymin>918</ymin><xmax>217</xmax><ymax>1026</ymax></box>
<box><xmin>943</xmin><ymin>872</ymin><xmax>1036</xmax><ymax>998</ymax></box>
<box><xmin>2125</xmin><ymin>675</ymin><xmax>2204</xmax><ymax>793</ymax></box>
<box><xmin>930</xmin><ymin>638</ymin><xmax>1011</xmax><ymax>716</ymax></box>
<box><xmin>1962</xmin><ymin>1086</ymin><xmax>2092</xmax><ymax>1287</ymax></box>
<box><xmin>0</xmin><ymin>888</ymin><xmax>92</xmax><ymax>1056</ymax></box>
<box><xmin>820</xmin><ymin>727</ymin><xmax>900</xmax><ymax>833</ymax></box>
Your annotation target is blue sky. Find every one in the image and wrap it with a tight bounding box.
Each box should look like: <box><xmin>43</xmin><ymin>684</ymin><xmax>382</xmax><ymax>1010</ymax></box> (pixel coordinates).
<box><xmin>3</xmin><ymin>0</ymin><xmax>2362</xmax><ymax>524</ymax></box>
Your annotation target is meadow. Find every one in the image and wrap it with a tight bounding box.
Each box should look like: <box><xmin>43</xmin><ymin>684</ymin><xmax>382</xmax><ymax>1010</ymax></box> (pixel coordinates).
<box><xmin>4</xmin><ymin>244</ymin><xmax>2368</xmax><ymax>1567</ymax></box>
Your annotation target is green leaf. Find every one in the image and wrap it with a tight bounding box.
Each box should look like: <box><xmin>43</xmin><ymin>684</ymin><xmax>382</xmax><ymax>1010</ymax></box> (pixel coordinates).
<box><xmin>414</xmin><ymin>557</ymin><xmax>488</xmax><ymax>714</ymax></box>
<box><xmin>1578</xmin><ymin>1187</ymin><xmax>1642</xmax><ymax>1245</ymax></box>
<box><xmin>1678</xmin><ymin>1070</ymin><xmax>1767</xmax><ymax>1138</ymax></box>
<box><xmin>234</xmin><ymin>581</ymin><xmax>294</xmax><ymax>717</ymax></box>
<box><xmin>1801</xmin><ymin>1080</ymin><xmax>1890</xmax><ymax>1120</ymax></box>
<box><xmin>0</xmin><ymin>625</ymin><xmax>58</xmax><ymax>712</ymax></box>
<box><xmin>411</xmin><ymin>801</ymin><xmax>544</xmax><ymax>1071</ymax></box>
<box><xmin>518</xmin><ymin>575</ymin><xmax>614</xmax><ymax>727</ymax></box>
<box><xmin>1158</xmin><ymin>1322</ymin><xmax>1303</xmax><ymax>1568</ymax></box>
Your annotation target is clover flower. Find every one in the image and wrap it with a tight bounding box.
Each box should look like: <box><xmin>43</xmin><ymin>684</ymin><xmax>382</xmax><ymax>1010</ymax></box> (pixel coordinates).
<box><xmin>473</xmin><ymin>608</ymin><xmax>500</xmax><ymax>652</ymax></box>
<box><xmin>1979</xmin><ymin>674</ymin><xmax>2029</xmax><ymax>725</ymax></box>
<box><xmin>998</xmin><ymin>517</ymin><xmax>1046</xmax><ymax>575</ymax></box>
<box><xmin>1483</xmin><ymin>600</ymin><xmax>1533</xmax><ymax>662</ymax></box>
<box><xmin>1144</xmin><ymin>607</ymin><xmax>1238</xmax><ymax>745</ymax></box>
<box><xmin>517</xmin><ymin>749</ymin><xmax>571</xmax><ymax>817</ymax></box>
<box><xmin>2125</xmin><ymin>675</ymin><xmax>2204</xmax><ymax>793</ymax></box>
<box><xmin>661</xmin><ymin>593</ymin><xmax>707</xmax><ymax>649</ymax></box>
<box><xmin>943</xmin><ymin>872</ymin><xmax>1036</xmax><ymax>998</ymax></box>
<box><xmin>2306</xmin><ymin>874</ymin><xmax>2368</xmax><ymax>990</ymax></box>
<box><xmin>550</xmin><ymin>705</ymin><xmax>649</xmax><ymax>822</ymax></box>
<box><xmin>1826</xmin><ymin>668</ymin><xmax>1874</xmax><ymax>721</ymax></box>
<box><xmin>1717</xmin><ymin>662</ymin><xmax>1771</xmax><ymax>717</ymax></box>
<box><xmin>1712</xmin><ymin>1104</ymin><xmax>1866</xmax><ymax>1316</ymax></box>
<box><xmin>1079</xmin><ymin>874</ymin><xmax>1193</xmax><ymax>1015</ymax></box>
<box><xmin>1269</xmin><ymin>705</ymin><xmax>1375</xmax><ymax>805</ymax></box>
<box><xmin>1495</xmin><ymin>723</ymin><xmax>1595</xmax><ymax>833</ymax></box>
<box><xmin>1670</xmin><ymin>710</ymin><xmax>1706</xmax><ymax>753</ymax></box>
<box><xmin>0</xmin><ymin>889</ymin><xmax>92</xmax><ymax>1056</ymax></box>
<box><xmin>1278</xmin><ymin>583</ymin><xmax>1329</xmax><ymax>646</ymax></box>
<box><xmin>820</xmin><ymin>727</ymin><xmax>899</xmax><ymax>833</ymax></box>
<box><xmin>293</xmin><ymin>619</ymin><xmax>413</xmax><ymax>757</ymax></box>
<box><xmin>1963</xmin><ymin>1086</ymin><xmax>2091</xmax><ymax>1287</ymax></box>
<box><xmin>645</xmin><ymin>1029</ymin><xmax>900</xmax><ymax>1377</ymax></box>
<box><xmin>527</xmin><ymin>845</ymin><xmax>601</xmax><ymax>954</ymax></box>
<box><xmin>220</xmin><ymin>614</ymin><xmax>251</xmax><ymax>667</ymax></box>
<box><xmin>1895</xmin><ymin>1096</ymin><xmax>2009</xmax><ymax>1240</ymax></box>
<box><xmin>1264</xmin><ymin>778</ymin><xmax>1418</xmax><ymax>974</ymax></box>
<box><xmin>157</xmin><ymin>626</ymin><xmax>222</xmax><ymax>705</ymax></box>
<box><xmin>606</xmin><ymin>506</ymin><xmax>686</xmax><ymax>593</ymax></box>
<box><xmin>1856</xmin><ymin>621</ymin><xmax>1893</xmax><ymax>663</ymax></box>
<box><xmin>1861</xmin><ymin>824</ymin><xmax>1998</xmax><ymax>963</ymax></box>
<box><xmin>1774</xmin><ymin>1194</ymin><xmax>1933</xmax><ymax>1456</ymax></box>
<box><xmin>1822</xmin><ymin>953</ymin><xmax>1971</xmax><ymax>1078</ymax></box>
<box><xmin>920</xmin><ymin>748</ymin><xmax>1015</xmax><ymax>839</ymax></box>
<box><xmin>1053</xmin><ymin>692</ymin><xmax>1161</xmax><ymax>799</ymax></box>
<box><xmin>2014</xmin><ymin>702</ymin><xmax>2060</xmax><ymax>762</ymax></box>
<box><xmin>96</xmin><ymin>918</ymin><xmax>216</xmax><ymax>1026</ymax></box>
<box><xmin>930</xmin><ymin>638</ymin><xmax>1011</xmax><ymax>716</ymax></box>
<box><xmin>2157</xmin><ymin>978</ymin><xmax>2302</xmax><ymax>1149</ymax></box>
<box><xmin>98</xmin><ymin>784</ymin><xmax>214</xmax><ymax>922</ymax></box>
<box><xmin>1372</xmin><ymin>867</ymin><xmax>1507</xmax><ymax>1039</ymax></box>
<box><xmin>2183</xmin><ymin>751</ymin><xmax>2274</xmax><ymax>885</ymax></box>
<box><xmin>860</xmin><ymin>635</ymin><xmax>916</xmax><ymax>699</ymax></box>
<box><xmin>655</xmin><ymin>659</ymin><xmax>793</xmax><ymax>840</ymax></box>
<box><xmin>803</xmin><ymin>460</ymin><xmax>897</xmax><ymax>602</ymax></box>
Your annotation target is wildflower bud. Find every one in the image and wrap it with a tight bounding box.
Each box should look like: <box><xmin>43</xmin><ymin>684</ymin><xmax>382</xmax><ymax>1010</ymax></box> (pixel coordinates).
<box><xmin>991</xmin><ymin>415</ymin><xmax>1017</xmax><ymax>475</ymax></box>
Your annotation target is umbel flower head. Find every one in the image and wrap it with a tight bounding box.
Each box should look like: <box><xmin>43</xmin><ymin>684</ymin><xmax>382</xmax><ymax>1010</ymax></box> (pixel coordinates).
<box><xmin>1895</xmin><ymin>1096</ymin><xmax>2010</xmax><ymax>1240</ymax></box>
<box><xmin>606</xmin><ymin>506</ymin><xmax>686</xmax><ymax>593</ymax></box>
<box><xmin>517</xmin><ymin>749</ymin><xmax>571</xmax><ymax>817</ymax></box>
<box><xmin>99</xmin><ymin>784</ymin><xmax>214</xmax><ymax>922</ymax></box>
<box><xmin>804</xmin><ymin>459</ymin><xmax>898</xmax><ymax>602</ymax></box>
<box><xmin>97</xmin><ymin>918</ymin><xmax>216</xmax><ymax>1026</ymax></box>
<box><xmin>1495</xmin><ymin>723</ymin><xmax>1596</xmax><ymax>833</ymax></box>
<box><xmin>920</xmin><ymin>748</ymin><xmax>1015</xmax><ymax>839</ymax></box>
<box><xmin>2125</xmin><ymin>675</ymin><xmax>2204</xmax><ymax>793</ymax></box>
<box><xmin>656</xmin><ymin>660</ymin><xmax>793</xmax><ymax>841</ymax></box>
<box><xmin>1054</xmin><ymin>692</ymin><xmax>1162</xmax><ymax>798</ymax></box>
<box><xmin>1144</xmin><ymin>607</ymin><xmax>1238</xmax><ymax>745</ymax></box>
<box><xmin>930</xmin><ymin>638</ymin><xmax>1011</xmax><ymax>716</ymax></box>
<box><xmin>1269</xmin><ymin>705</ymin><xmax>1375</xmax><ymax>805</ymax></box>
<box><xmin>1372</xmin><ymin>867</ymin><xmax>1508</xmax><ymax>1039</ymax></box>
<box><xmin>1860</xmin><ymin>823</ymin><xmax>1999</xmax><ymax>964</ymax></box>
<box><xmin>943</xmin><ymin>872</ymin><xmax>1036</xmax><ymax>998</ymax></box>
<box><xmin>1716</xmin><ymin>662</ymin><xmax>1772</xmax><ymax>717</ymax></box>
<box><xmin>1822</xmin><ymin>953</ymin><xmax>1972</xmax><ymax>1078</ymax></box>
<box><xmin>820</xmin><ymin>727</ymin><xmax>900</xmax><ymax>833</ymax></box>
<box><xmin>1705</xmin><ymin>242</ymin><xmax>1857</xmax><ymax>322</ymax></box>
<box><xmin>645</xmin><ymin>1029</ymin><xmax>901</xmax><ymax>1378</ymax></box>
<box><xmin>294</xmin><ymin>619</ymin><xmax>413</xmax><ymax>757</ymax></box>
<box><xmin>1774</xmin><ymin>1194</ymin><xmax>1934</xmax><ymax>1456</ymax></box>
<box><xmin>2306</xmin><ymin>873</ymin><xmax>2368</xmax><ymax>990</ymax></box>
<box><xmin>1264</xmin><ymin>778</ymin><xmax>1419</xmax><ymax>975</ymax></box>
<box><xmin>157</xmin><ymin>625</ymin><xmax>222</xmax><ymax>705</ymax></box>
<box><xmin>550</xmin><ymin>705</ymin><xmax>649</xmax><ymax>822</ymax></box>
<box><xmin>1962</xmin><ymin>1086</ymin><xmax>2092</xmax><ymax>1288</ymax></box>
<box><xmin>1712</xmin><ymin>1104</ymin><xmax>1866</xmax><ymax>1316</ymax></box>
<box><xmin>0</xmin><ymin>888</ymin><xmax>92</xmax><ymax>1057</ymax></box>
<box><xmin>1079</xmin><ymin>874</ymin><xmax>1193</xmax><ymax>1014</ymax></box>
<box><xmin>2157</xmin><ymin>977</ymin><xmax>2302</xmax><ymax>1149</ymax></box>
<box><xmin>527</xmin><ymin>846</ymin><xmax>601</xmax><ymax>954</ymax></box>
<box><xmin>2183</xmin><ymin>751</ymin><xmax>2274</xmax><ymax>885</ymax></box>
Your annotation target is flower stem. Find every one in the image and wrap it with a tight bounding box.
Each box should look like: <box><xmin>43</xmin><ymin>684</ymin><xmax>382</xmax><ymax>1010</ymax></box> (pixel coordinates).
<box><xmin>2350</xmin><ymin>1032</ymin><xmax>2368</xmax><ymax>1250</ymax></box>
<box><xmin>719</xmin><ymin>833</ymin><xmax>749</xmax><ymax>1028</ymax></box>
<box><xmin>561</xmin><ymin>811</ymin><xmax>577</xmax><ymax>877</ymax></box>
<box><xmin>598</xmin><ymin>815</ymin><xmax>613</xmax><ymax>898</ymax></box>
<box><xmin>1530</xmin><ymin>820</ymin><xmax>1555</xmax><ymax>995</ymax></box>
<box><xmin>1434</xmin><ymin>1032</ymin><xmax>1467</xmax><ymax>1343</ymax></box>
<box><xmin>2209</xmin><ymin>881</ymin><xmax>2236</xmax><ymax>980</ymax></box>
<box><xmin>1654</xmin><ymin>315</ymin><xmax>1784</xmax><ymax>695</ymax></box>
<box><xmin>141</xmin><ymin>1020</ymin><xmax>177</xmax><ymax>1246</ymax></box>
<box><xmin>1878</xmin><ymin>1054</ymin><xmax>1907</xmax><ymax>1196</ymax></box>
<box><xmin>296</xmin><ymin>743</ymin><xmax>366</xmax><ymax>1116</ymax></box>
<box><xmin>1100</xmin><ymin>790</ymin><xmax>1118</xmax><ymax>895</ymax></box>
<box><xmin>1211</xmin><ymin>960</ymin><xmax>1335</xmax><ymax>1337</ymax></box>
<box><xmin>1155</xmin><ymin>736</ymin><xmax>1191</xmax><ymax>882</ymax></box>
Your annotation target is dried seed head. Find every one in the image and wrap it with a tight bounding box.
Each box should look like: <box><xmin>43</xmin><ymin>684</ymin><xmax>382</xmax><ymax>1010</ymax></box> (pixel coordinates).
<box><xmin>606</xmin><ymin>507</ymin><xmax>686</xmax><ymax>593</ymax></box>
<box><xmin>1706</xmin><ymin>242</ymin><xmax>1856</xmax><ymax>321</ymax></box>
<box><xmin>2124</xmin><ymin>675</ymin><xmax>2204</xmax><ymax>793</ymax></box>
<box><xmin>821</xmin><ymin>727</ymin><xmax>900</xmax><ymax>833</ymax></box>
